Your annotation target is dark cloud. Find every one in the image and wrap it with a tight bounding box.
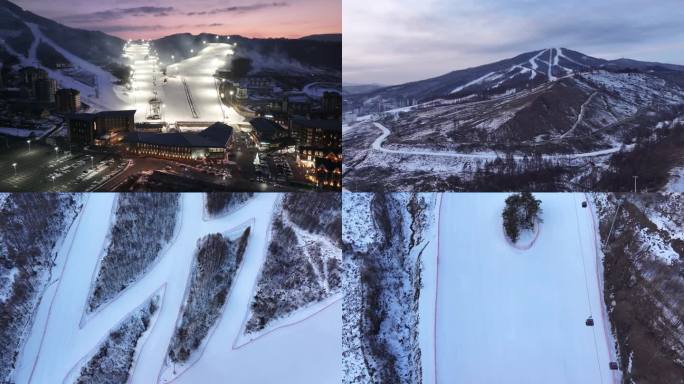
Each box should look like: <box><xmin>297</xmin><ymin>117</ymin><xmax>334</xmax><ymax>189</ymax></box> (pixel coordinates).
<box><xmin>187</xmin><ymin>2</ymin><xmax>288</xmax><ymax>16</ymax></box>
<box><xmin>58</xmin><ymin>6</ymin><xmax>174</xmax><ymax>24</ymax></box>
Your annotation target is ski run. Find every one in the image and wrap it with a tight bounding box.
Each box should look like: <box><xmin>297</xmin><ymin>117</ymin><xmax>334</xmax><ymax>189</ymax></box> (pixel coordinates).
<box><xmin>12</xmin><ymin>193</ymin><xmax>341</xmax><ymax>384</ymax></box>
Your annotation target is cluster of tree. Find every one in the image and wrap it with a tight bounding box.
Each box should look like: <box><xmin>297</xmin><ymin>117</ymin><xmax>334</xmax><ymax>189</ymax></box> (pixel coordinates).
<box><xmin>282</xmin><ymin>193</ymin><xmax>342</xmax><ymax>246</ymax></box>
<box><xmin>76</xmin><ymin>296</ymin><xmax>159</xmax><ymax>384</ymax></box>
<box><xmin>464</xmin><ymin>154</ymin><xmax>569</xmax><ymax>191</ymax></box>
<box><xmin>597</xmin><ymin>122</ymin><xmax>684</xmax><ymax>191</ymax></box>
<box><xmin>103</xmin><ymin>63</ymin><xmax>132</xmax><ymax>85</ymax></box>
<box><xmin>205</xmin><ymin>192</ymin><xmax>254</xmax><ymax>217</ymax></box>
<box><xmin>596</xmin><ymin>195</ymin><xmax>684</xmax><ymax>382</ymax></box>
<box><xmin>88</xmin><ymin>193</ymin><xmax>180</xmax><ymax>313</ymax></box>
<box><xmin>245</xmin><ymin>193</ymin><xmax>342</xmax><ymax>333</ymax></box>
<box><xmin>352</xmin><ymin>193</ymin><xmax>422</xmax><ymax>384</ymax></box>
<box><xmin>245</xmin><ymin>219</ymin><xmax>325</xmax><ymax>333</ymax></box>
<box><xmin>167</xmin><ymin>229</ymin><xmax>249</xmax><ymax>364</ymax></box>
<box><xmin>502</xmin><ymin>192</ymin><xmax>542</xmax><ymax>243</ymax></box>
<box><xmin>0</xmin><ymin>194</ymin><xmax>82</xmax><ymax>381</ymax></box>
<box><xmin>229</xmin><ymin>57</ymin><xmax>252</xmax><ymax>80</ymax></box>
<box><xmin>35</xmin><ymin>42</ymin><xmax>70</xmax><ymax>69</ymax></box>
<box><xmin>233</xmin><ymin>37</ymin><xmax>341</xmax><ymax>73</ymax></box>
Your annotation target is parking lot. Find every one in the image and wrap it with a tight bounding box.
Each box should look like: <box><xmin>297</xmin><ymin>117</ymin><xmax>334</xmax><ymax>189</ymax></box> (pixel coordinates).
<box><xmin>0</xmin><ymin>140</ymin><xmax>127</xmax><ymax>191</ymax></box>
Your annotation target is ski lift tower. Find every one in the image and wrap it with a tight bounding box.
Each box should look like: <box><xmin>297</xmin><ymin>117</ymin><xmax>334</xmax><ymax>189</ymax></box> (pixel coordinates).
<box><xmin>148</xmin><ymin>95</ymin><xmax>162</xmax><ymax>120</ymax></box>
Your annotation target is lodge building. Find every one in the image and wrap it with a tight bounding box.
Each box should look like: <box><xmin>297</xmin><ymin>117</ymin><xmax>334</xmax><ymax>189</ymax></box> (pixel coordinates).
<box><xmin>124</xmin><ymin>122</ymin><xmax>234</xmax><ymax>162</ymax></box>
<box><xmin>68</xmin><ymin>110</ymin><xmax>136</xmax><ymax>146</ymax></box>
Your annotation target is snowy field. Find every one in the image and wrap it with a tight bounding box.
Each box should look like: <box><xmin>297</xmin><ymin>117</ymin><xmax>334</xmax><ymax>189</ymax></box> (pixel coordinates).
<box><xmin>426</xmin><ymin>193</ymin><xmax>619</xmax><ymax>384</ymax></box>
<box><xmin>13</xmin><ymin>193</ymin><xmax>340</xmax><ymax>384</ymax></box>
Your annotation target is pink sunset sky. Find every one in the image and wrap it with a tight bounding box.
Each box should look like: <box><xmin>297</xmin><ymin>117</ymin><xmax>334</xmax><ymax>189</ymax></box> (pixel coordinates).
<box><xmin>13</xmin><ymin>0</ymin><xmax>341</xmax><ymax>39</ymax></box>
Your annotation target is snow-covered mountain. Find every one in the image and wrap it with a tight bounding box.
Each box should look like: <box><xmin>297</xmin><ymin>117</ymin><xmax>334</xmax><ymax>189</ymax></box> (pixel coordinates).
<box><xmin>343</xmin><ymin>48</ymin><xmax>684</xmax><ymax>191</ymax></box>
<box><xmin>153</xmin><ymin>33</ymin><xmax>341</xmax><ymax>78</ymax></box>
<box><xmin>350</xmin><ymin>48</ymin><xmax>684</xmax><ymax>106</ymax></box>
<box><xmin>0</xmin><ymin>0</ymin><xmax>124</xmax><ymax>68</ymax></box>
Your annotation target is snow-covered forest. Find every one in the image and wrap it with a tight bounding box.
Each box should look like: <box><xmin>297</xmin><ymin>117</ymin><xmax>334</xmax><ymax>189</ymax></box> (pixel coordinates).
<box><xmin>343</xmin><ymin>193</ymin><xmax>435</xmax><ymax>384</ymax></box>
<box><xmin>205</xmin><ymin>193</ymin><xmax>254</xmax><ymax>217</ymax></box>
<box><xmin>245</xmin><ymin>193</ymin><xmax>342</xmax><ymax>333</ymax></box>
<box><xmin>167</xmin><ymin>229</ymin><xmax>249</xmax><ymax>364</ymax></box>
<box><xmin>87</xmin><ymin>193</ymin><xmax>180</xmax><ymax>313</ymax></box>
<box><xmin>593</xmin><ymin>193</ymin><xmax>684</xmax><ymax>383</ymax></box>
<box><xmin>0</xmin><ymin>193</ymin><xmax>83</xmax><ymax>382</ymax></box>
<box><xmin>75</xmin><ymin>294</ymin><xmax>160</xmax><ymax>384</ymax></box>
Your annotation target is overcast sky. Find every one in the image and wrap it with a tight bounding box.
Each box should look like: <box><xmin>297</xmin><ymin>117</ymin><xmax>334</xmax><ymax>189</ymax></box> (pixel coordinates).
<box><xmin>343</xmin><ymin>0</ymin><xmax>684</xmax><ymax>85</ymax></box>
<box><xmin>14</xmin><ymin>0</ymin><xmax>340</xmax><ymax>39</ymax></box>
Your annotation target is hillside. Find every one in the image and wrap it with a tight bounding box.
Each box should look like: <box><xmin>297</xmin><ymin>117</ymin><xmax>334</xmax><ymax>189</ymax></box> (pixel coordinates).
<box><xmin>0</xmin><ymin>0</ymin><xmax>124</xmax><ymax>67</ymax></box>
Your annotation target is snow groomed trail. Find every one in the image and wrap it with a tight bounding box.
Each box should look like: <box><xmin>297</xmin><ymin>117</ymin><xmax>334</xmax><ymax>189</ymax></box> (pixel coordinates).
<box><xmin>14</xmin><ymin>193</ymin><xmax>340</xmax><ymax>384</ymax></box>
<box><xmin>372</xmin><ymin>122</ymin><xmax>627</xmax><ymax>160</ymax></box>
<box><xmin>431</xmin><ymin>193</ymin><xmax>617</xmax><ymax>384</ymax></box>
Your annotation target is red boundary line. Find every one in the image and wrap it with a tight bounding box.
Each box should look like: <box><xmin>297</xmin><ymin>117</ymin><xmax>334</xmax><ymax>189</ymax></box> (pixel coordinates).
<box><xmin>584</xmin><ymin>194</ymin><xmax>619</xmax><ymax>384</ymax></box>
<box><xmin>433</xmin><ymin>194</ymin><xmax>442</xmax><ymax>384</ymax></box>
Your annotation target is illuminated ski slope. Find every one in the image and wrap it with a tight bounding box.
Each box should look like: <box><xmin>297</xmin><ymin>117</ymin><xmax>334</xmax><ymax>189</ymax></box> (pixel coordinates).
<box><xmin>164</xmin><ymin>43</ymin><xmax>245</xmax><ymax>129</ymax></box>
<box><xmin>124</xmin><ymin>42</ymin><xmax>162</xmax><ymax>123</ymax></box>
<box><xmin>126</xmin><ymin>42</ymin><xmax>245</xmax><ymax>129</ymax></box>
<box><xmin>14</xmin><ymin>193</ymin><xmax>340</xmax><ymax>384</ymax></box>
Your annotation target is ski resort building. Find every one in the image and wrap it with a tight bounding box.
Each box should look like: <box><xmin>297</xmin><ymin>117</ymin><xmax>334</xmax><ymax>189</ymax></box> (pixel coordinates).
<box><xmin>55</xmin><ymin>89</ymin><xmax>81</xmax><ymax>113</ymax></box>
<box><xmin>124</xmin><ymin>122</ymin><xmax>234</xmax><ymax>162</ymax></box>
<box><xmin>314</xmin><ymin>152</ymin><xmax>342</xmax><ymax>189</ymax></box>
<box><xmin>290</xmin><ymin>117</ymin><xmax>341</xmax><ymax>149</ymax></box>
<box><xmin>321</xmin><ymin>91</ymin><xmax>342</xmax><ymax>118</ymax></box>
<box><xmin>249</xmin><ymin>117</ymin><xmax>289</xmax><ymax>149</ymax></box>
<box><xmin>34</xmin><ymin>78</ymin><xmax>57</xmax><ymax>103</ymax></box>
<box><xmin>67</xmin><ymin>110</ymin><xmax>136</xmax><ymax>146</ymax></box>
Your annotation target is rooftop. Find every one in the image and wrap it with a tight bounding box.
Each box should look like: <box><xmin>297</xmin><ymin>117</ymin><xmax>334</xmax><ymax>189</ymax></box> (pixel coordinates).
<box><xmin>249</xmin><ymin>117</ymin><xmax>286</xmax><ymax>140</ymax></box>
<box><xmin>126</xmin><ymin>122</ymin><xmax>233</xmax><ymax>148</ymax></box>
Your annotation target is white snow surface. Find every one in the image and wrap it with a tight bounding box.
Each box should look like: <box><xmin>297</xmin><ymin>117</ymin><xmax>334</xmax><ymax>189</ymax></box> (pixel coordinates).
<box><xmin>426</xmin><ymin>193</ymin><xmax>619</xmax><ymax>384</ymax></box>
<box><xmin>0</xmin><ymin>127</ymin><xmax>45</xmax><ymax>138</ymax></box>
<box><xmin>129</xmin><ymin>42</ymin><xmax>245</xmax><ymax>128</ymax></box>
<box><xmin>14</xmin><ymin>193</ymin><xmax>340</xmax><ymax>384</ymax></box>
<box><xmin>372</xmin><ymin>122</ymin><xmax>630</xmax><ymax>160</ymax></box>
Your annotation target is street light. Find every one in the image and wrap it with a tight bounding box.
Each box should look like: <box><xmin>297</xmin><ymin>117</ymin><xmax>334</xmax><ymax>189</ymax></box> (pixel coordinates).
<box><xmin>633</xmin><ymin>175</ymin><xmax>638</xmax><ymax>193</ymax></box>
<box><xmin>54</xmin><ymin>146</ymin><xmax>59</xmax><ymax>158</ymax></box>
<box><xmin>12</xmin><ymin>162</ymin><xmax>17</xmax><ymax>176</ymax></box>
<box><xmin>89</xmin><ymin>155</ymin><xmax>94</xmax><ymax>169</ymax></box>
<box><xmin>26</xmin><ymin>139</ymin><xmax>31</xmax><ymax>152</ymax></box>
<box><xmin>51</xmin><ymin>175</ymin><xmax>55</xmax><ymax>185</ymax></box>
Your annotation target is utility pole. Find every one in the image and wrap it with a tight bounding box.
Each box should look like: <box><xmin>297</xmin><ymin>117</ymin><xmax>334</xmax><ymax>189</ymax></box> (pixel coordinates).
<box><xmin>633</xmin><ymin>175</ymin><xmax>638</xmax><ymax>193</ymax></box>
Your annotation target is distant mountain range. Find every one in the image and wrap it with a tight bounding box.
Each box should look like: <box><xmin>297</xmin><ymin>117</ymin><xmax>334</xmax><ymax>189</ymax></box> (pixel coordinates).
<box><xmin>0</xmin><ymin>0</ymin><xmax>124</xmax><ymax>67</ymax></box>
<box><xmin>350</xmin><ymin>48</ymin><xmax>684</xmax><ymax>104</ymax></box>
<box><xmin>0</xmin><ymin>0</ymin><xmax>340</xmax><ymax>79</ymax></box>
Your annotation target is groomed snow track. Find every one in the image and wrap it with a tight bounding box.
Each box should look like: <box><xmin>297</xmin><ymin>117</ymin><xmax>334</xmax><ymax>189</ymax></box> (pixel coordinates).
<box><xmin>427</xmin><ymin>193</ymin><xmax>619</xmax><ymax>384</ymax></box>
<box><xmin>14</xmin><ymin>194</ymin><xmax>341</xmax><ymax>384</ymax></box>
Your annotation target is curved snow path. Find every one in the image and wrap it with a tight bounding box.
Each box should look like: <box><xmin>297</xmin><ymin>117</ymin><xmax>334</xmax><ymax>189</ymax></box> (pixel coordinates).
<box><xmin>432</xmin><ymin>193</ymin><xmax>617</xmax><ymax>384</ymax></box>
<box><xmin>371</xmin><ymin>122</ymin><xmax>627</xmax><ymax>160</ymax></box>
<box><xmin>15</xmin><ymin>193</ymin><xmax>340</xmax><ymax>384</ymax></box>
<box><xmin>560</xmin><ymin>92</ymin><xmax>598</xmax><ymax>139</ymax></box>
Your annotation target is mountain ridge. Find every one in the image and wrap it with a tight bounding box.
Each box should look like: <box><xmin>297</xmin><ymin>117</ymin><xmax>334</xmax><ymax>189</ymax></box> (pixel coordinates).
<box><xmin>350</xmin><ymin>48</ymin><xmax>684</xmax><ymax>106</ymax></box>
